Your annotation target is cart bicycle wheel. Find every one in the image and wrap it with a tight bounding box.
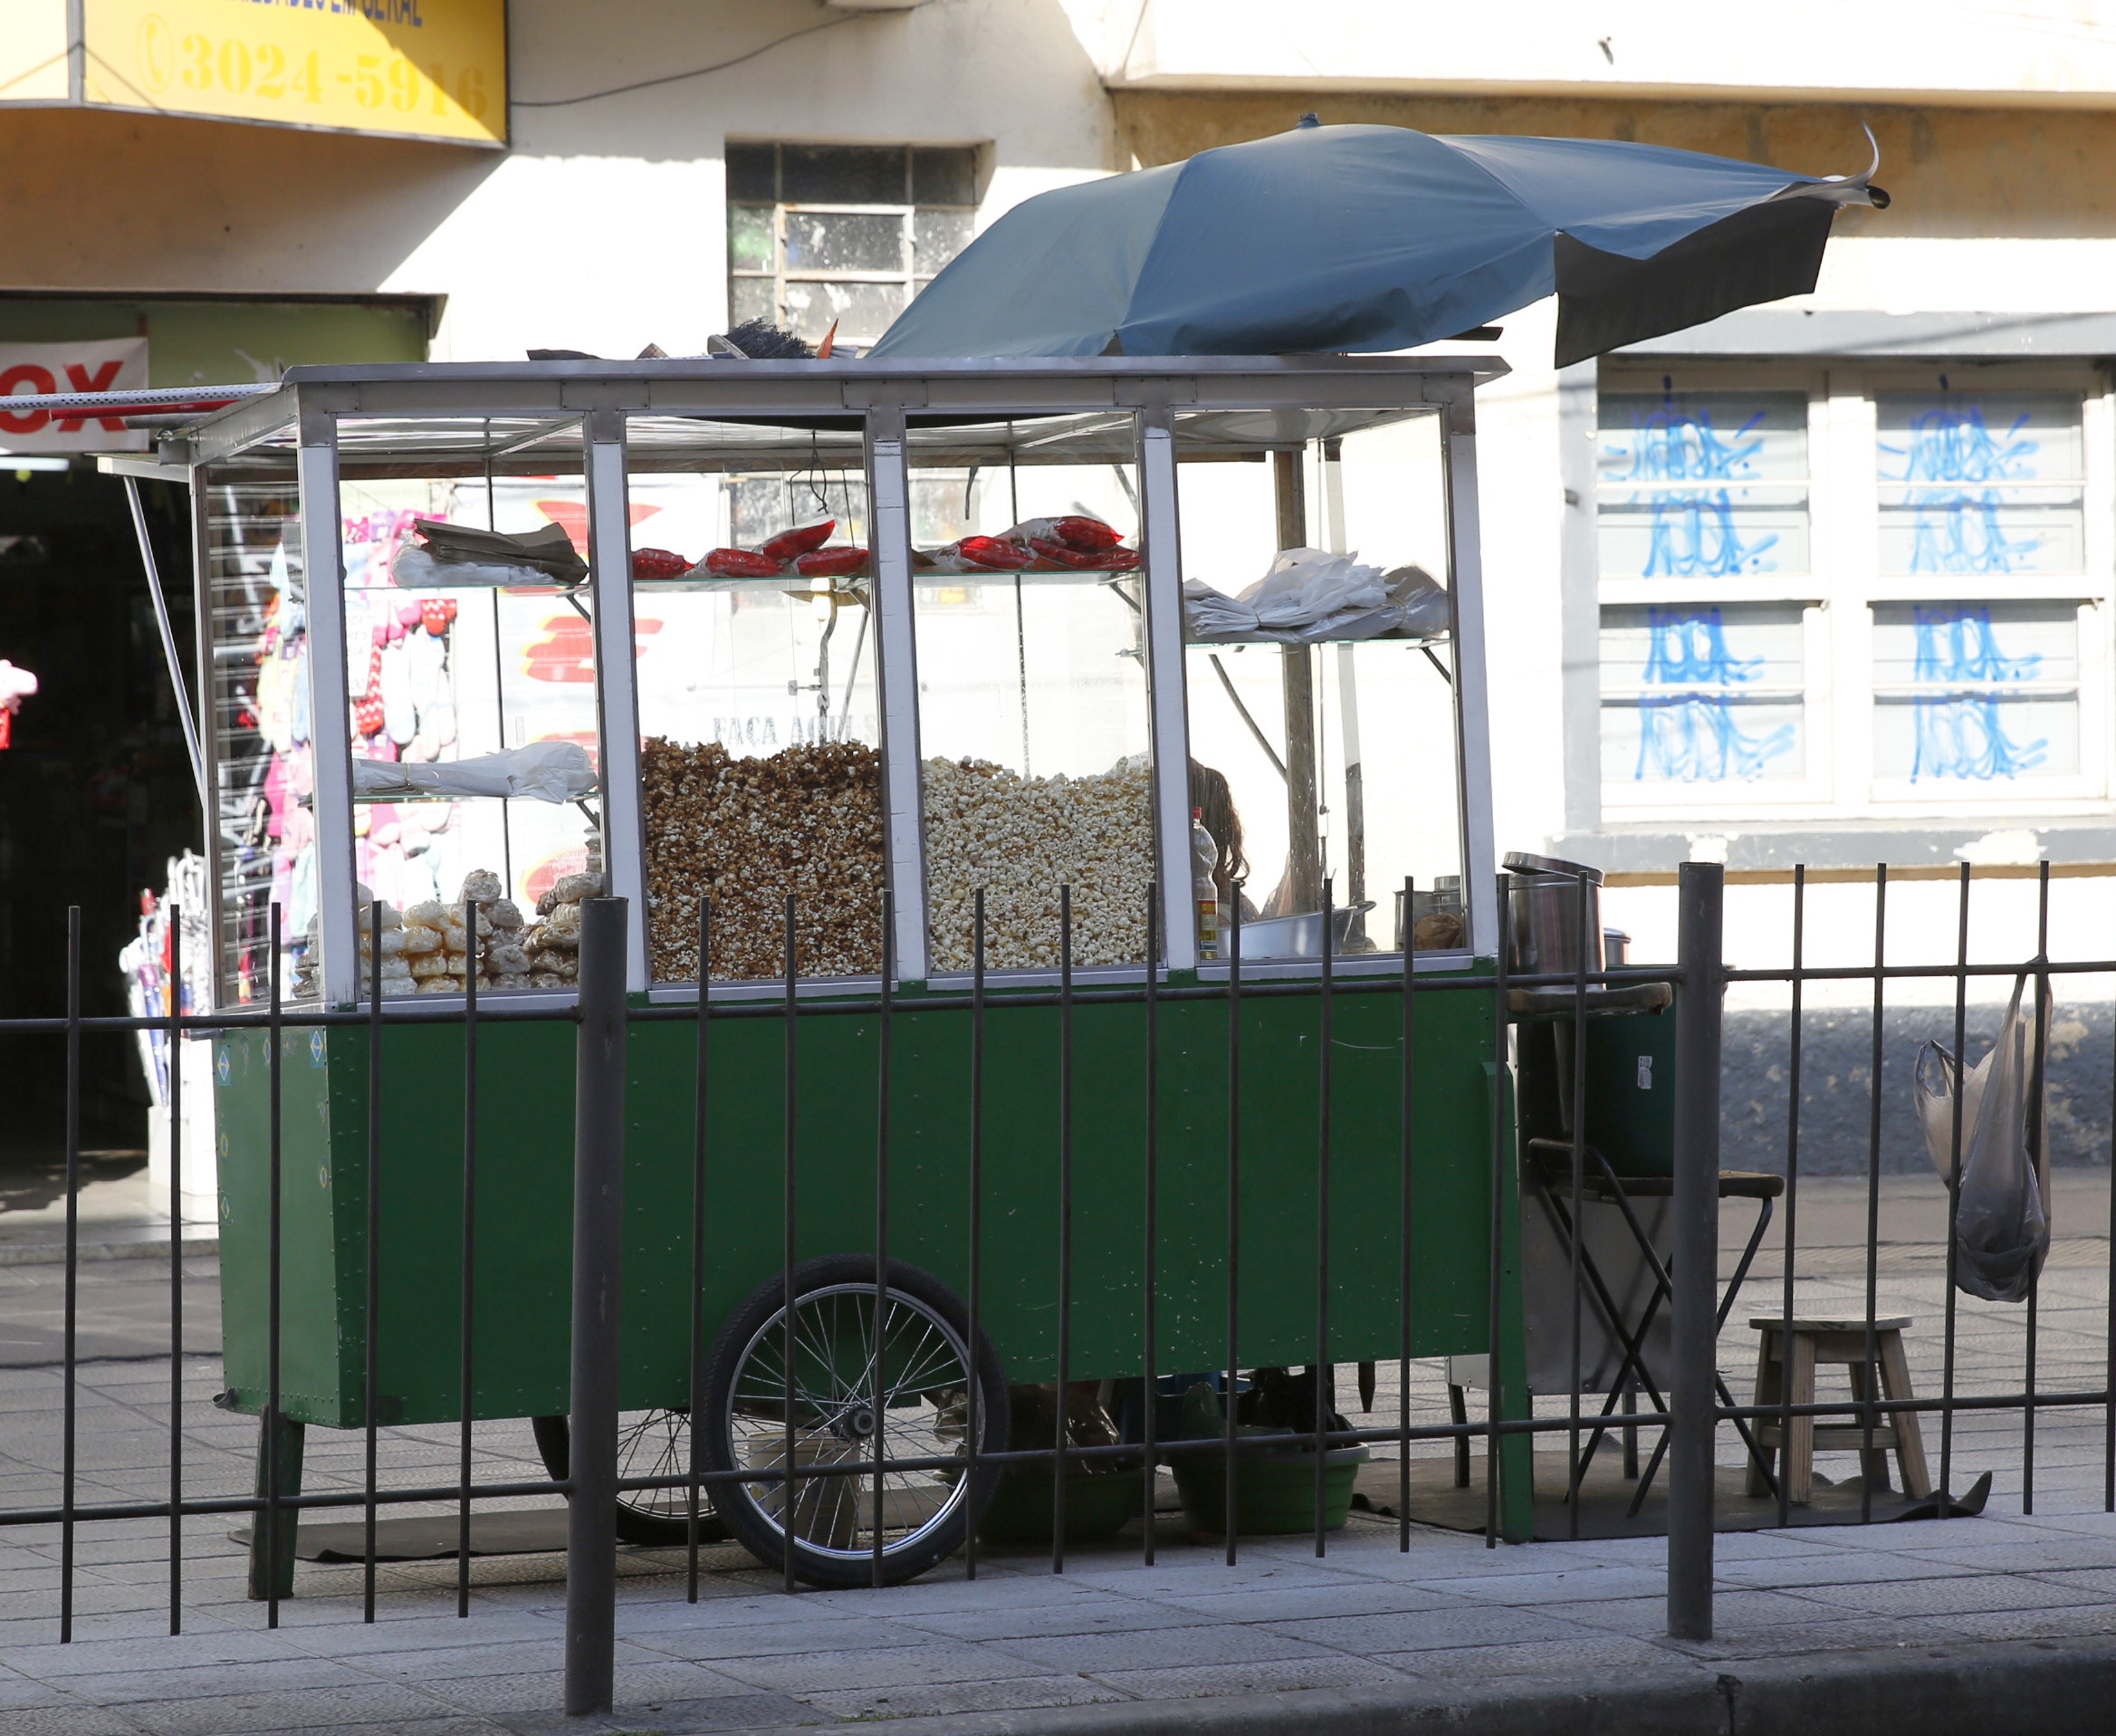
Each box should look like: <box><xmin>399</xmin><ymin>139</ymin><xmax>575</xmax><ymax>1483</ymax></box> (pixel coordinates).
<box><xmin>700</xmin><ymin>1254</ymin><xmax>1009</xmax><ymax>1589</ymax></box>
<box><xmin>530</xmin><ymin>1411</ymin><xmax>729</xmax><ymax>1548</ymax></box>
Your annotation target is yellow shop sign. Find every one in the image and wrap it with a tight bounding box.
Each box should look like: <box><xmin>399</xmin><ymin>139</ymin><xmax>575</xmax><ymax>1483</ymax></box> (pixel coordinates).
<box><xmin>2</xmin><ymin>0</ymin><xmax>506</xmax><ymax>147</ymax></box>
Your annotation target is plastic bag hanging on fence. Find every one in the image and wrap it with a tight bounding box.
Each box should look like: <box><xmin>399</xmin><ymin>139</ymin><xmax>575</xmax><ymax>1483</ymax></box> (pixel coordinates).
<box><xmin>1913</xmin><ymin>973</ymin><xmax>2052</xmax><ymax>1303</ymax></box>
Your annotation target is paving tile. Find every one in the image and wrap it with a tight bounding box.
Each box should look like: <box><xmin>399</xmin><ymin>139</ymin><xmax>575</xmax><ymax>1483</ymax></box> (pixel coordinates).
<box><xmin>1384</xmin><ymin>1635</ymin><xmax>1686</xmax><ymax>1680</ymax></box>
<box><xmin>1788</xmin><ymin>1572</ymin><xmax>2103</xmax><ymax>1616</ymax></box>
<box><xmin>271</xmin><ymin>1614</ymin><xmax>562</xmax><ymax>1657</ymax></box>
<box><xmin>0</xmin><ymin>1675</ymin><xmax>72</xmax><ymax>1712</ymax></box>
<box><xmin>1336</xmin><ymin>1602</ymin><xmax>1601</xmax><ymax>1652</ymax></box>
<box><xmin>710</xmin><ymin>1643</ymin><xmax>1049</xmax><ymax>1695</ymax></box>
<box><xmin>1598</xmin><ymin>1587</ymin><xmax>1862</xmax><ymax>1632</ymax></box>
<box><xmin>1147</xmin><ymin>1580</ymin><xmax>1460</xmax><ymax>1622</ymax></box>
<box><xmin>0</xmin><ymin>1709</ymin><xmax>152</xmax><ymax>1735</ymax></box>
<box><xmin>62</xmin><ymin>1656</ymin><xmax>375</xmax><ymax>1706</ymax></box>
<box><xmin>1408</xmin><ymin>1565</ymin><xmax>1669</xmax><ymax>1606</ymax></box>
<box><xmin>1898</xmin><ymin>1538</ymin><xmax>2116</xmax><ymax>1571</ymax></box>
<box><xmin>895</xmin><ymin>1596</ymin><xmax>1216</xmax><ymax>1642</ymax></box>
<box><xmin>113</xmin><ymin>1681</ymin><xmax>453</xmax><ymax>1734</ymax></box>
<box><xmin>0</xmin><ymin>1628</ymin><xmax>305</xmax><ymax>1680</ymax></box>
<box><xmin>2025</xmin><ymin>1567</ymin><xmax>2116</xmax><ymax>1596</ymax></box>
<box><xmin>416</xmin><ymin>1662</ymin><xmax>747</xmax><ymax>1715</ymax></box>
<box><xmin>1044</xmin><ymin>1559</ymin><xmax>1364</xmax><ymax>1597</ymax></box>
<box><xmin>987</xmin><ymin>1621</ymin><xmax>1336</xmax><ymax>1674</ymax></box>
<box><xmin>627</xmin><ymin>1615</ymin><xmax>930</xmax><ymax>1662</ymax></box>
<box><xmin>1086</xmin><ymin>1653</ymin><xmax>1411</xmax><ymax>1699</ymax></box>
<box><xmin>1709</xmin><ymin>1550</ymin><xmax>1968</xmax><ymax>1589</ymax></box>
<box><xmin>1666</xmin><ymin>1616</ymin><xmax>1962</xmax><ymax>1659</ymax></box>
<box><xmin>795</xmin><ymin>1672</ymin><xmax>1126</xmax><ymax>1722</ymax></box>
<box><xmin>497</xmin><ymin>1693</ymin><xmax>813</xmax><ymax>1735</ymax></box>
<box><xmin>1895</xmin><ymin>1604</ymin><xmax>2116</xmax><ymax>1642</ymax></box>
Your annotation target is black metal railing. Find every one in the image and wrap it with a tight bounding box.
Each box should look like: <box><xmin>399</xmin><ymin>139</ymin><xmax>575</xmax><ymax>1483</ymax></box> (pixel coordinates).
<box><xmin>0</xmin><ymin>861</ymin><xmax>2108</xmax><ymax>1714</ymax></box>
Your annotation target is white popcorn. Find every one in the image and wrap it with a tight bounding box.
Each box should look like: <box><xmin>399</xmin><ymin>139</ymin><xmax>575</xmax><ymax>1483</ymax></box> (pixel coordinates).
<box><xmin>923</xmin><ymin>756</ymin><xmax>1154</xmax><ymax>972</ymax></box>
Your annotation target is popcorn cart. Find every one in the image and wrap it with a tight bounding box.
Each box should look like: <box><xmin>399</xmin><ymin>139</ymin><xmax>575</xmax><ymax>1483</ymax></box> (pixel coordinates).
<box><xmin>147</xmin><ymin>355</ymin><xmax>1530</xmax><ymax>1587</ymax></box>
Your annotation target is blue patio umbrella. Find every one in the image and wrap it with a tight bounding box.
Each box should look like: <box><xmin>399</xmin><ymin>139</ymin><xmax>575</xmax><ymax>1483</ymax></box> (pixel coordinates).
<box><xmin>868</xmin><ymin>122</ymin><xmax>1885</xmax><ymax>365</ymax></box>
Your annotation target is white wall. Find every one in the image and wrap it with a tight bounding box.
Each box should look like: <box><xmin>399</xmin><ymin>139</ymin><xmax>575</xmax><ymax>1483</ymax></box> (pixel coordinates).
<box><xmin>388</xmin><ymin>0</ymin><xmax>1119</xmax><ymax>362</ymax></box>
<box><xmin>1096</xmin><ymin>0</ymin><xmax>2116</xmax><ymax>107</ymax></box>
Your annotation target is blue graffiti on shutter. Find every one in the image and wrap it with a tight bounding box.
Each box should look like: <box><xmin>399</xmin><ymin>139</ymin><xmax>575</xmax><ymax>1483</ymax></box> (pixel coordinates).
<box><xmin>1907</xmin><ymin>605</ymin><xmax>2047</xmax><ymax>781</ymax></box>
<box><xmin>1631</xmin><ymin>609</ymin><xmax>1796</xmax><ymax>782</ymax></box>
<box><xmin>1604</xmin><ymin>399</ymin><xmax>1780</xmax><ymax>578</ymax></box>
<box><xmin>1880</xmin><ymin>406</ymin><xmax>2044</xmax><ymax>574</ymax></box>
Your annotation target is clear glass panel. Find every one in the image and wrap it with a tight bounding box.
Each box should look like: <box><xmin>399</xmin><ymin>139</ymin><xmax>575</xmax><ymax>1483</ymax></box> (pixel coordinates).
<box><xmin>911</xmin><ymin>145</ymin><xmax>978</xmax><ymax>206</ymax></box>
<box><xmin>1876</xmin><ymin>486</ymin><xmax>2084</xmax><ymax>576</ymax></box>
<box><xmin>333</xmin><ymin>423</ymin><xmax>602</xmax><ymax>997</ymax></box>
<box><xmin>906</xmin><ymin>414</ymin><xmax>1152</xmax><ymax>973</ymax></box>
<box><xmin>1597</xmin><ymin>485</ymin><xmax>1807</xmax><ymax>579</ymax></box>
<box><xmin>627</xmin><ymin>419</ymin><xmax>881</xmax><ymax>984</ymax></box>
<box><xmin>729</xmin><ymin>276</ymin><xmax>778</xmax><ymax>329</ymax></box>
<box><xmin>727</xmin><ymin>204</ymin><xmax>774</xmax><ymax>273</ymax></box>
<box><xmin>781</xmin><ymin>143</ymin><xmax>907</xmax><ymax>205</ymax></box>
<box><xmin>1600</xmin><ymin>604</ymin><xmax>1805</xmax><ymax>784</ymax></box>
<box><xmin>1875</xmin><ymin>392</ymin><xmax>2083</xmax><ymax>484</ymax></box>
<box><xmin>781</xmin><ymin>280</ymin><xmax>908</xmax><ymax>349</ymax></box>
<box><xmin>1598</xmin><ymin>390</ymin><xmax>1808</xmax><ymax>483</ymax></box>
<box><xmin>204</xmin><ymin>468</ymin><xmax>316</xmax><ymax>1004</ymax></box>
<box><xmin>1596</xmin><ymin>389</ymin><xmax>1808</xmax><ymax>579</ymax></box>
<box><xmin>1178</xmin><ymin>408</ymin><xmax>1463</xmax><ymax>958</ymax></box>
<box><xmin>1872</xmin><ymin>601</ymin><xmax>2079</xmax><ymax>781</ymax></box>
<box><xmin>784</xmin><ymin>210</ymin><xmax>905</xmax><ymax>273</ymax></box>
<box><xmin>913</xmin><ymin>207</ymin><xmax>974</xmax><ymax>273</ymax></box>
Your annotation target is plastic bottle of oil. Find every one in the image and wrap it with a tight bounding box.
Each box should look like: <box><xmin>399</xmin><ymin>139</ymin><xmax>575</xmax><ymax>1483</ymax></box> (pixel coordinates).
<box><xmin>1192</xmin><ymin>807</ymin><xmax>1220</xmax><ymax>960</ymax></box>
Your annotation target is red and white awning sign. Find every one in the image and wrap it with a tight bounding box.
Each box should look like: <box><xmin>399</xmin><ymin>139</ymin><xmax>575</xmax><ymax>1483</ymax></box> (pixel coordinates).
<box><xmin>0</xmin><ymin>339</ymin><xmax>150</xmax><ymax>454</ymax></box>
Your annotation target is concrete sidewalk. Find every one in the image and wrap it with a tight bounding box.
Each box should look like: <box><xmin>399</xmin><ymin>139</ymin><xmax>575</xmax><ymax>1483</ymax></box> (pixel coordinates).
<box><xmin>1</xmin><ymin>1495</ymin><xmax>2114</xmax><ymax>1733</ymax></box>
<box><xmin>0</xmin><ymin>1174</ymin><xmax>2109</xmax><ymax>1732</ymax></box>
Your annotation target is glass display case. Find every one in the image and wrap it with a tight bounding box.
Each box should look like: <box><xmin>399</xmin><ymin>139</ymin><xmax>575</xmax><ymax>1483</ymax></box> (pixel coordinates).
<box><xmin>163</xmin><ymin>358</ymin><xmax>1501</xmax><ymax>1009</ymax></box>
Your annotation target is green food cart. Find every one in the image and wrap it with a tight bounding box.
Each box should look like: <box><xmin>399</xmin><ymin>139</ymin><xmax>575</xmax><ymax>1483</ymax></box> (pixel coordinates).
<box><xmin>140</xmin><ymin>354</ymin><xmax>1534</xmax><ymax>1587</ymax></box>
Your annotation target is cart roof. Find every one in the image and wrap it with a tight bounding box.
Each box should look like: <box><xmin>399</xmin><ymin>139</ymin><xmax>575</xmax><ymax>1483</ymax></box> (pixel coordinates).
<box><xmin>100</xmin><ymin>354</ymin><xmax>1509</xmax><ymax>481</ymax></box>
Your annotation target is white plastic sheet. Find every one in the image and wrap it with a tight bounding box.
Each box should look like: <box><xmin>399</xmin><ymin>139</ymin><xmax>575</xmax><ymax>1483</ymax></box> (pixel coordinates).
<box><xmin>1182</xmin><ymin>550</ymin><xmax>1450</xmax><ymax>644</ymax></box>
<box><xmin>1914</xmin><ymin>974</ymin><xmax>2053</xmax><ymax>1304</ymax></box>
<box><xmin>350</xmin><ymin>740</ymin><xmax>598</xmax><ymax>805</ymax></box>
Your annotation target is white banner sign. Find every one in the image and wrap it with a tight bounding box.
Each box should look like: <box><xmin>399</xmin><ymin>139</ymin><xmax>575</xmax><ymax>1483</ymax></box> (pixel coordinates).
<box><xmin>0</xmin><ymin>339</ymin><xmax>150</xmax><ymax>454</ymax></box>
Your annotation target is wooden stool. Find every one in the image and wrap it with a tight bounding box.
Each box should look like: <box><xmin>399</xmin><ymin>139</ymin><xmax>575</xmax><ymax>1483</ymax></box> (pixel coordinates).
<box><xmin>1746</xmin><ymin>1318</ymin><xmax>1929</xmax><ymax>1504</ymax></box>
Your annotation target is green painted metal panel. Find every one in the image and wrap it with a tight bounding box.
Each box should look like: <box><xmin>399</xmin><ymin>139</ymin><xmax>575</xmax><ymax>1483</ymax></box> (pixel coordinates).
<box><xmin>215</xmin><ymin>974</ymin><xmax>1510</xmax><ymax>1432</ymax></box>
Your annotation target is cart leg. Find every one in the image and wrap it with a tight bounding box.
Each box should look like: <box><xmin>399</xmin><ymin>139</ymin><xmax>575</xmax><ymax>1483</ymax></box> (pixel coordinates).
<box><xmin>1448</xmin><ymin>1385</ymin><xmax>1471</xmax><ymax>1489</ymax></box>
<box><xmin>246</xmin><ymin>1413</ymin><xmax>305</xmax><ymax>1602</ymax></box>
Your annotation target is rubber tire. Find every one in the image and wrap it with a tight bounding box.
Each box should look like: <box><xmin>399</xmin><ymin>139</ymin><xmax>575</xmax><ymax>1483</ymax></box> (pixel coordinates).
<box><xmin>699</xmin><ymin>1255</ymin><xmax>1009</xmax><ymax>1589</ymax></box>
<box><xmin>530</xmin><ymin>1412</ymin><xmax>730</xmax><ymax>1548</ymax></box>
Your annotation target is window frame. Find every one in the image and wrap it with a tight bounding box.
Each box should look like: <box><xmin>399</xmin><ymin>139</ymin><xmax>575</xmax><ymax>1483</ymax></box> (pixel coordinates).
<box><xmin>1595</xmin><ymin>358</ymin><xmax>2114</xmax><ymax>822</ymax></box>
<box><xmin>726</xmin><ymin>141</ymin><xmax>981</xmax><ymax>350</ymax></box>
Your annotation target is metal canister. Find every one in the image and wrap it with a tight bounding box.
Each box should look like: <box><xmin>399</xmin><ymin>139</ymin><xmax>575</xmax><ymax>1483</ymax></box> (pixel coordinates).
<box><xmin>1501</xmin><ymin>851</ymin><xmax>1604</xmax><ymax>979</ymax></box>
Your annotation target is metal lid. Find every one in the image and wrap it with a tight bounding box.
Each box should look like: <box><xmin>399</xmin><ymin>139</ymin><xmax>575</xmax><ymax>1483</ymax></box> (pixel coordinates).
<box><xmin>1502</xmin><ymin>850</ymin><xmax>1604</xmax><ymax>884</ymax></box>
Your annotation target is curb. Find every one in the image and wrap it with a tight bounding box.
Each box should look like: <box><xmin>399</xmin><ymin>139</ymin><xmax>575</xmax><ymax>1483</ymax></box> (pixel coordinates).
<box><xmin>693</xmin><ymin>1635</ymin><xmax>2116</xmax><ymax>1736</ymax></box>
<box><xmin>0</xmin><ymin>1235</ymin><xmax>218</xmax><ymax>1267</ymax></box>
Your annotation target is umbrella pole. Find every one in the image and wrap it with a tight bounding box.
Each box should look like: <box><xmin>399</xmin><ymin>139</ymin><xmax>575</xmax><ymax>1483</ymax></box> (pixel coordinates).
<box><xmin>1275</xmin><ymin>451</ymin><xmax>1324</xmax><ymax>916</ymax></box>
<box><xmin>1320</xmin><ymin>439</ymin><xmax>1366</xmax><ymax>939</ymax></box>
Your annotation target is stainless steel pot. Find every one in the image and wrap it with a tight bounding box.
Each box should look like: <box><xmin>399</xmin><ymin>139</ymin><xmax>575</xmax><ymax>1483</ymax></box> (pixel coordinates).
<box><xmin>1502</xmin><ymin>851</ymin><xmax>1604</xmax><ymax>978</ymax></box>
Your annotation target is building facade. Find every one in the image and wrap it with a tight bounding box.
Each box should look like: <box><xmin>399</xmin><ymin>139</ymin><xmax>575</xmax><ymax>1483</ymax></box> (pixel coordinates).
<box><xmin>7</xmin><ymin>1</ymin><xmax>2116</xmax><ymax>1148</ymax></box>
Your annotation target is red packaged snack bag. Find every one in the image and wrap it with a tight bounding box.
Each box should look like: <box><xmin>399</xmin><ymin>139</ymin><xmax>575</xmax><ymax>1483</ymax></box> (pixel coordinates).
<box><xmin>759</xmin><ymin>521</ymin><xmax>836</xmax><ymax>561</ymax></box>
<box><xmin>1100</xmin><ymin>547</ymin><xmax>1143</xmax><ymax>571</ymax></box>
<box><xmin>953</xmin><ymin>534</ymin><xmax>1035</xmax><ymax>571</ymax></box>
<box><xmin>1026</xmin><ymin>536</ymin><xmax>1111</xmax><ymax>571</ymax></box>
<box><xmin>794</xmin><ymin>545</ymin><xmax>868</xmax><ymax>577</ymax></box>
<box><xmin>704</xmin><ymin>548</ymin><xmax>786</xmax><ymax>578</ymax></box>
<box><xmin>1048</xmin><ymin>516</ymin><xmax>1124</xmax><ymax>551</ymax></box>
<box><xmin>630</xmin><ymin>547</ymin><xmax>691</xmax><ymax>580</ymax></box>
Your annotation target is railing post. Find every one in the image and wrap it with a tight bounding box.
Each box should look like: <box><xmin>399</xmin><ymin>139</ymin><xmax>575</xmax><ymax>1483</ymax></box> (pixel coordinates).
<box><xmin>565</xmin><ymin>897</ymin><xmax>628</xmax><ymax>1715</ymax></box>
<box><xmin>1667</xmin><ymin>863</ymin><xmax>1724</xmax><ymax>1641</ymax></box>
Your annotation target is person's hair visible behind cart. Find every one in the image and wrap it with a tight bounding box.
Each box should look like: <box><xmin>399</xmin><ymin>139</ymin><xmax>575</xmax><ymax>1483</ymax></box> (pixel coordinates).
<box><xmin>1188</xmin><ymin>760</ymin><xmax>1249</xmax><ymax>911</ymax></box>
